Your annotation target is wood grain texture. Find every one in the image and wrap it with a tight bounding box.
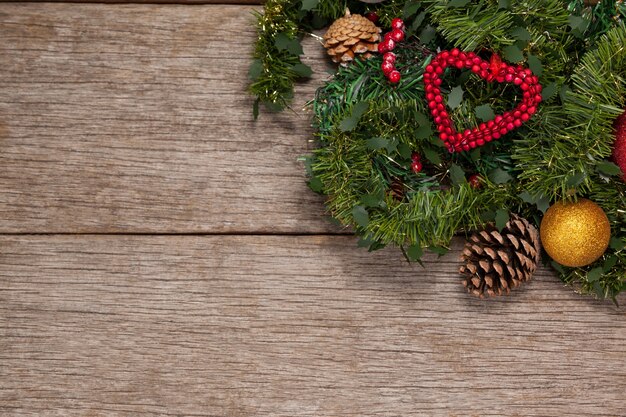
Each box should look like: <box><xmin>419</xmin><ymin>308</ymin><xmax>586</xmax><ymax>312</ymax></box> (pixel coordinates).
<box><xmin>0</xmin><ymin>4</ymin><xmax>335</xmax><ymax>234</ymax></box>
<box><xmin>11</xmin><ymin>0</ymin><xmax>264</xmax><ymax>3</ymax></box>
<box><xmin>1</xmin><ymin>235</ymin><xmax>625</xmax><ymax>417</ymax></box>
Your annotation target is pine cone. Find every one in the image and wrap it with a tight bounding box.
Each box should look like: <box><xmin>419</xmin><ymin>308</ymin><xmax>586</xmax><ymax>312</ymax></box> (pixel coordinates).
<box><xmin>323</xmin><ymin>9</ymin><xmax>381</xmax><ymax>66</ymax></box>
<box><xmin>459</xmin><ymin>214</ymin><xmax>541</xmax><ymax>298</ymax></box>
<box><xmin>388</xmin><ymin>178</ymin><xmax>406</xmax><ymax>201</ymax></box>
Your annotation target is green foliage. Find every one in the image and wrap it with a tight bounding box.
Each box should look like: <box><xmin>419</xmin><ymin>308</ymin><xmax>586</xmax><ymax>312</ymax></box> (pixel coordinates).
<box><xmin>310</xmin><ymin>43</ymin><xmax>520</xmax><ymax>252</ymax></box>
<box><xmin>251</xmin><ymin>0</ymin><xmax>626</xmax><ymax>300</ymax></box>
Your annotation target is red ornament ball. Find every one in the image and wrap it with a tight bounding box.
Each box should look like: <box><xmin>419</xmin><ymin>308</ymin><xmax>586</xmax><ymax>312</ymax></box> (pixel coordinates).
<box><xmin>388</xmin><ymin>70</ymin><xmax>401</xmax><ymax>84</ymax></box>
<box><xmin>611</xmin><ymin>110</ymin><xmax>626</xmax><ymax>181</ymax></box>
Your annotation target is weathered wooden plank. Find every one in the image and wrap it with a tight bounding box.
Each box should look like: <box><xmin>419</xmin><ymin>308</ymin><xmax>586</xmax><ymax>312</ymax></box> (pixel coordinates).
<box><xmin>13</xmin><ymin>0</ymin><xmax>264</xmax><ymax>3</ymax></box>
<box><xmin>0</xmin><ymin>4</ymin><xmax>335</xmax><ymax>233</ymax></box>
<box><xmin>1</xmin><ymin>235</ymin><xmax>625</xmax><ymax>416</ymax></box>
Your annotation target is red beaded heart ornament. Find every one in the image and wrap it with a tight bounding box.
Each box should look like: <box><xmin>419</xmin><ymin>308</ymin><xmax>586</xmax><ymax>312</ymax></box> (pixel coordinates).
<box><xmin>423</xmin><ymin>49</ymin><xmax>543</xmax><ymax>153</ymax></box>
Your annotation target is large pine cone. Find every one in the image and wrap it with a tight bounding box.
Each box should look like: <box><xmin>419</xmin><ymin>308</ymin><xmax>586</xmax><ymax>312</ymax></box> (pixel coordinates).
<box><xmin>460</xmin><ymin>214</ymin><xmax>541</xmax><ymax>298</ymax></box>
<box><xmin>322</xmin><ymin>9</ymin><xmax>381</xmax><ymax>66</ymax></box>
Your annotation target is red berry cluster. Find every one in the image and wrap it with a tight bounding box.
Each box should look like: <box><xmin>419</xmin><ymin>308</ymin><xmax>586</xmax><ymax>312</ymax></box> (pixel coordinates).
<box><xmin>378</xmin><ymin>18</ymin><xmax>406</xmax><ymax>84</ymax></box>
<box><xmin>411</xmin><ymin>152</ymin><xmax>423</xmax><ymax>173</ymax></box>
<box><xmin>423</xmin><ymin>49</ymin><xmax>543</xmax><ymax>153</ymax></box>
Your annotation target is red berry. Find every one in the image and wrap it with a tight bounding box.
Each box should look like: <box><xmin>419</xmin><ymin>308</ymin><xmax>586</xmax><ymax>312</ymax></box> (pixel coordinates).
<box><xmin>383</xmin><ymin>52</ymin><xmax>396</xmax><ymax>64</ymax></box>
<box><xmin>382</xmin><ymin>38</ymin><xmax>396</xmax><ymax>51</ymax></box>
<box><xmin>388</xmin><ymin>70</ymin><xmax>401</xmax><ymax>84</ymax></box>
<box><xmin>411</xmin><ymin>160</ymin><xmax>423</xmax><ymax>174</ymax></box>
<box><xmin>377</xmin><ymin>42</ymin><xmax>388</xmax><ymax>54</ymax></box>
<box><xmin>390</xmin><ymin>29</ymin><xmax>405</xmax><ymax>42</ymax></box>
<box><xmin>381</xmin><ymin>60</ymin><xmax>395</xmax><ymax>75</ymax></box>
<box><xmin>391</xmin><ymin>18</ymin><xmax>405</xmax><ymax>30</ymax></box>
<box><xmin>411</xmin><ymin>152</ymin><xmax>421</xmax><ymax>162</ymax></box>
<box><xmin>468</xmin><ymin>174</ymin><xmax>482</xmax><ymax>188</ymax></box>
<box><xmin>365</xmin><ymin>11</ymin><xmax>379</xmax><ymax>23</ymax></box>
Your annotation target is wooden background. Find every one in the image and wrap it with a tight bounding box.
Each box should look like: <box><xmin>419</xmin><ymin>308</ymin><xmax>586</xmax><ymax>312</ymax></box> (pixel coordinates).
<box><xmin>1</xmin><ymin>2</ymin><xmax>625</xmax><ymax>416</ymax></box>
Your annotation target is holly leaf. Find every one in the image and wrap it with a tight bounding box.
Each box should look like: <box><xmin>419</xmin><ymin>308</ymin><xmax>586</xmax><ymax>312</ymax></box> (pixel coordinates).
<box><xmin>291</xmin><ymin>63</ymin><xmax>313</xmax><ymax>78</ymax></box>
<box><xmin>357</xmin><ymin>234</ymin><xmax>386</xmax><ymax>252</ymax></box>
<box><xmin>301</xmin><ymin>0</ymin><xmax>319</xmax><ymax>11</ymax></box>
<box><xmin>403</xmin><ymin>1</ymin><xmax>421</xmax><ymax>19</ymax></box>
<box><xmin>569</xmin><ymin>15</ymin><xmax>589</xmax><ymax>33</ymax></box>
<box><xmin>252</xmin><ymin>98</ymin><xmax>260</xmax><ymax>120</ymax></box>
<box><xmin>415</xmin><ymin>125</ymin><xmax>432</xmax><ymax>139</ymax></box>
<box><xmin>519</xmin><ymin>191</ymin><xmax>550</xmax><ymax>213</ymax></box>
<box><xmin>447</xmin><ymin>86</ymin><xmax>464</xmax><ymax>109</ymax></box>
<box><xmin>566</xmin><ymin>171</ymin><xmax>586</xmax><ymax>187</ymax></box>
<box><xmin>610</xmin><ymin>237</ymin><xmax>626</xmax><ymax>250</ymax></box>
<box><xmin>587</xmin><ymin>267</ymin><xmax>604</xmax><ymax>283</ymax></box>
<box><xmin>308</xmin><ymin>177</ymin><xmax>324</xmax><ymax>193</ymax></box>
<box><xmin>423</xmin><ymin>148</ymin><xmax>442</xmax><ymax>165</ymax></box>
<box><xmin>604</xmin><ymin>256</ymin><xmax>618</xmax><ymax>272</ymax></box>
<box><xmin>397</xmin><ymin>143</ymin><xmax>412</xmax><ymax>159</ymax></box>
<box><xmin>498</xmin><ymin>0</ymin><xmax>511</xmax><ymax>9</ymax></box>
<box><xmin>560</xmin><ymin>84</ymin><xmax>572</xmax><ymax>102</ymax></box>
<box><xmin>449</xmin><ymin>163</ymin><xmax>466</xmax><ymax>185</ymax></box>
<box><xmin>495</xmin><ymin>209</ymin><xmax>510</xmax><ymax>232</ymax></box>
<box><xmin>419</xmin><ymin>25</ymin><xmax>437</xmax><ymax>44</ymax></box>
<box><xmin>596</xmin><ymin>161</ymin><xmax>622</xmax><ymax>177</ymax></box>
<box><xmin>536</xmin><ymin>195</ymin><xmax>550</xmax><ymax>213</ymax></box>
<box><xmin>593</xmin><ymin>282</ymin><xmax>605</xmax><ymax>298</ymax></box>
<box><xmin>415</xmin><ymin>111</ymin><xmax>430</xmax><ymax>126</ymax></box>
<box><xmin>470</xmin><ymin>148</ymin><xmax>481</xmax><ymax>162</ymax></box>
<box><xmin>475</xmin><ymin>104</ymin><xmax>495</xmax><ymax>122</ymax></box>
<box><xmin>406</xmin><ymin>244</ymin><xmax>423</xmax><ymax>262</ymax></box>
<box><xmin>275</xmin><ymin>33</ymin><xmax>303</xmax><ymax>56</ymax></box>
<box><xmin>248</xmin><ymin>59</ymin><xmax>263</xmax><ymax>80</ymax></box>
<box><xmin>510</xmin><ymin>26</ymin><xmax>531</xmax><ymax>41</ymax></box>
<box><xmin>448</xmin><ymin>0</ymin><xmax>470</xmax><ymax>7</ymax></box>
<box><xmin>429</xmin><ymin>246</ymin><xmax>449</xmax><ymax>256</ymax></box>
<box><xmin>488</xmin><ymin>168</ymin><xmax>513</xmax><ymax>184</ymax></box>
<box><xmin>339</xmin><ymin>101</ymin><xmax>369</xmax><ymax>132</ymax></box>
<box><xmin>542</xmin><ymin>82</ymin><xmax>558</xmax><ymax>101</ymax></box>
<box><xmin>527</xmin><ymin>54</ymin><xmax>542</xmax><ymax>77</ymax></box>
<box><xmin>551</xmin><ymin>261</ymin><xmax>565</xmax><ymax>274</ymax></box>
<box><xmin>503</xmin><ymin>45</ymin><xmax>524</xmax><ymax>63</ymax></box>
<box><xmin>361</xmin><ymin>193</ymin><xmax>384</xmax><ymax>208</ymax></box>
<box><xmin>407</xmin><ymin>11</ymin><xmax>427</xmax><ymax>36</ymax></box>
<box><xmin>366</xmin><ymin>137</ymin><xmax>389</xmax><ymax>151</ymax></box>
<box><xmin>352</xmin><ymin>205</ymin><xmax>369</xmax><ymax>228</ymax></box>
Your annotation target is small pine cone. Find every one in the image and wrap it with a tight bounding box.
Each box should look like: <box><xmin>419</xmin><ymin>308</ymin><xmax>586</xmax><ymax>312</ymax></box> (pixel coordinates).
<box><xmin>459</xmin><ymin>214</ymin><xmax>541</xmax><ymax>298</ymax></box>
<box><xmin>388</xmin><ymin>178</ymin><xmax>406</xmax><ymax>201</ymax></box>
<box><xmin>322</xmin><ymin>9</ymin><xmax>381</xmax><ymax>66</ymax></box>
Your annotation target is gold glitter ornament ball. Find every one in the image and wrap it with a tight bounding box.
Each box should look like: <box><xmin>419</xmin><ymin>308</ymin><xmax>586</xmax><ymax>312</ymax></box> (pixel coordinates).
<box><xmin>540</xmin><ymin>198</ymin><xmax>611</xmax><ymax>267</ymax></box>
